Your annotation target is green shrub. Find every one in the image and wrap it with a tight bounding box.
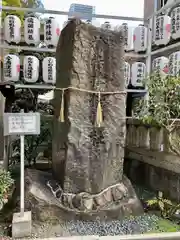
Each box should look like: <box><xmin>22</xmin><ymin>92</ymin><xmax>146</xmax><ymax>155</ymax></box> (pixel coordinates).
<box><xmin>0</xmin><ymin>169</ymin><xmax>14</xmax><ymax>209</ymax></box>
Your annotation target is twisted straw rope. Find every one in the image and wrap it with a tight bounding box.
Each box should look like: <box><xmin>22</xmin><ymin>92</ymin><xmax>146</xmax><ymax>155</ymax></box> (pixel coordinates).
<box><xmin>55</xmin><ymin>86</ymin><xmax>127</xmax><ymax>95</ymax></box>
<box><xmin>55</xmin><ymin>86</ymin><xmax>126</xmax><ymax>124</ymax></box>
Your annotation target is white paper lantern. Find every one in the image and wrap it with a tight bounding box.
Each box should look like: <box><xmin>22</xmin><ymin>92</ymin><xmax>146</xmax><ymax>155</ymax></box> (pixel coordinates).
<box><xmin>4</xmin><ymin>15</ymin><xmax>21</xmax><ymax>44</ymax></box>
<box><xmin>3</xmin><ymin>54</ymin><xmax>20</xmax><ymax>82</ymax></box>
<box><xmin>42</xmin><ymin>57</ymin><xmax>56</xmax><ymax>84</ymax></box>
<box><xmin>91</xmin><ymin>20</ymin><xmax>101</xmax><ymax>28</ymax></box>
<box><xmin>169</xmin><ymin>51</ymin><xmax>180</xmax><ymax>77</ymax></box>
<box><xmin>23</xmin><ymin>56</ymin><xmax>39</xmax><ymax>83</ymax></box>
<box><xmin>113</xmin><ymin>24</ymin><xmax>121</xmax><ymax>32</ymax></box>
<box><xmin>124</xmin><ymin>62</ymin><xmax>131</xmax><ymax>87</ymax></box>
<box><xmin>101</xmin><ymin>21</ymin><xmax>111</xmax><ymax>30</ymax></box>
<box><xmin>152</xmin><ymin>56</ymin><xmax>169</xmax><ymax>76</ymax></box>
<box><xmin>154</xmin><ymin>15</ymin><xmax>171</xmax><ymax>46</ymax></box>
<box><xmin>131</xmin><ymin>62</ymin><xmax>146</xmax><ymax>87</ymax></box>
<box><xmin>44</xmin><ymin>17</ymin><xmax>60</xmax><ymax>47</ymax></box>
<box><xmin>133</xmin><ymin>24</ymin><xmax>148</xmax><ymax>52</ymax></box>
<box><xmin>171</xmin><ymin>7</ymin><xmax>180</xmax><ymax>40</ymax></box>
<box><xmin>119</xmin><ymin>23</ymin><xmax>134</xmax><ymax>51</ymax></box>
<box><xmin>24</xmin><ymin>16</ymin><xmax>40</xmax><ymax>45</ymax></box>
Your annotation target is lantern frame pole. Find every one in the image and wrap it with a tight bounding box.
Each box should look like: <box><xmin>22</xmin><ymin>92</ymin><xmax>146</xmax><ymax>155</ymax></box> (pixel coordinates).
<box><xmin>2</xmin><ymin>41</ymin><xmax>180</xmax><ymax>58</ymax></box>
<box><xmin>0</xmin><ymin>44</ymin><xmax>147</xmax><ymax>59</ymax></box>
<box><xmin>3</xmin><ymin>0</ymin><xmax>180</xmax><ymax>22</ymax></box>
<box><xmin>2</xmin><ymin>6</ymin><xmax>144</xmax><ymax>22</ymax></box>
<box><xmin>144</xmin><ymin>17</ymin><xmax>153</xmax><ymax>102</ymax></box>
<box><xmin>151</xmin><ymin>41</ymin><xmax>180</xmax><ymax>56</ymax></box>
<box><xmin>147</xmin><ymin>0</ymin><xmax>180</xmax><ymax>20</ymax></box>
<box><xmin>20</xmin><ymin>133</ymin><xmax>25</xmax><ymax>217</ymax></box>
<box><xmin>12</xmin><ymin>84</ymin><xmax>147</xmax><ymax>93</ymax></box>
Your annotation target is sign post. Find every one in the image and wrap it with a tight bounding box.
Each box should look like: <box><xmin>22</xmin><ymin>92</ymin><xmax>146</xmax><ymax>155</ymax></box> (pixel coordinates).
<box><xmin>20</xmin><ymin>133</ymin><xmax>25</xmax><ymax>216</ymax></box>
<box><xmin>3</xmin><ymin>112</ymin><xmax>40</xmax><ymax>217</ymax></box>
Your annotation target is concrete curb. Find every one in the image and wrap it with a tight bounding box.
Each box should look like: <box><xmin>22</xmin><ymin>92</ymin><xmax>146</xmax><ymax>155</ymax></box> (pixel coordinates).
<box><xmin>20</xmin><ymin>232</ymin><xmax>180</xmax><ymax>240</ymax></box>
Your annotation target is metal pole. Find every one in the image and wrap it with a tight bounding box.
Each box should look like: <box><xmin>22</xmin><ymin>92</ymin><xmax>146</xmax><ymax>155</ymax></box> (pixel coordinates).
<box><xmin>20</xmin><ymin>134</ymin><xmax>24</xmax><ymax>217</ymax></box>
<box><xmin>147</xmin><ymin>0</ymin><xmax>180</xmax><ymax>20</ymax></box>
<box><xmin>1</xmin><ymin>6</ymin><xmax>144</xmax><ymax>22</ymax></box>
<box><xmin>145</xmin><ymin>17</ymin><xmax>153</xmax><ymax>101</ymax></box>
<box><xmin>20</xmin><ymin>109</ymin><xmax>24</xmax><ymax>217</ymax></box>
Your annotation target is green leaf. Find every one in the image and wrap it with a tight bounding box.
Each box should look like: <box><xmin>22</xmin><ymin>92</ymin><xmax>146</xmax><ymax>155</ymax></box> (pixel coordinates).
<box><xmin>146</xmin><ymin>199</ymin><xmax>158</xmax><ymax>206</ymax></box>
<box><xmin>0</xmin><ymin>169</ymin><xmax>14</xmax><ymax>202</ymax></box>
<box><xmin>163</xmin><ymin>199</ymin><xmax>173</xmax><ymax>206</ymax></box>
<box><xmin>159</xmin><ymin>200</ymin><xmax>165</xmax><ymax>211</ymax></box>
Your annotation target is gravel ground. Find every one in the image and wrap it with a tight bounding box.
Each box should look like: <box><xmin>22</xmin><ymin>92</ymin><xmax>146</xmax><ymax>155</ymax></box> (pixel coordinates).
<box><xmin>30</xmin><ymin>214</ymin><xmax>160</xmax><ymax>238</ymax></box>
<box><xmin>0</xmin><ymin>184</ymin><xmax>177</xmax><ymax>238</ymax></box>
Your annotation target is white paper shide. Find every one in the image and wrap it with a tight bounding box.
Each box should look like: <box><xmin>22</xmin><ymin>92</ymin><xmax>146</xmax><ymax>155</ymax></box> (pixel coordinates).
<box><xmin>24</xmin><ymin>16</ymin><xmax>40</xmax><ymax>45</ymax></box>
<box><xmin>42</xmin><ymin>57</ymin><xmax>56</xmax><ymax>84</ymax></box>
<box><xmin>3</xmin><ymin>54</ymin><xmax>20</xmax><ymax>82</ymax></box>
<box><xmin>23</xmin><ymin>56</ymin><xmax>39</xmax><ymax>83</ymax></box>
<box><xmin>4</xmin><ymin>15</ymin><xmax>21</xmax><ymax>44</ymax></box>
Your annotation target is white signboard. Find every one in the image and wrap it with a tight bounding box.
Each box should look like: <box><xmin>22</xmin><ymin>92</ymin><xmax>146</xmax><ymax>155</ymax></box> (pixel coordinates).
<box><xmin>3</xmin><ymin>113</ymin><xmax>40</xmax><ymax>136</ymax></box>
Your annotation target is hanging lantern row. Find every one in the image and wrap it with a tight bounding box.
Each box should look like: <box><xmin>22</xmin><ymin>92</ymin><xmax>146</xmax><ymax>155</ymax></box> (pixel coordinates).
<box><xmin>3</xmin><ymin>52</ymin><xmax>180</xmax><ymax>85</ymax></box>
<box><xmin>3</xmin><ymin>7</ymin><xmax>180</xmax><ymax>50</ymax></box>
<box><xmin>153</xmin><ymin>14</ymin><xmax>171</xmax><ymax>46</ymax></box>
<box><xmin>3</xmin><ymin>54</ymin><xmax>56</xmax><ymax>84</ymax></box>
<box><xmin>168</xmin><ymin>51</ymin><xmax>180</xmax><ymax>77</ymax></box>
<box><xmin>101</xmin><ymin>6</ymin><xmax>180</xmax><ymax>51</ymax></box>
<box><xmin>101</xmin><ymin>22</ymin><xmax>147</xmax><ymax>53</ymax></box>
<box><xmin>152</xmin><ymin>56</ymin><xmax>169</xmax><ymax>77</ymax></box>
<box><xmin>124</xmin><ymin>62</ymin><xmax>146</xmax><ymax>87</ymax></box>
<box><xmin>4</xmin><ymin>15</ymin><xmax>60</xmax><ymax>47</ymax></box>
<box><xmin>152</xmin><ymin>52</ymin><xmax>180</xmax><ymax>77</ymax></box>
<box><xmin>124</xmin><ymin>51</ymin><xmax>180</xmax><ymax>87</ymax></box>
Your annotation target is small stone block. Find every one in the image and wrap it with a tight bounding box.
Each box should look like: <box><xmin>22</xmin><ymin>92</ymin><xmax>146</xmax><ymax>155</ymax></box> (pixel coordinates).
<box><xmin>12</xmin><ymin>211</ymin><xmax>32</xmax><ymax>238</ymax></box>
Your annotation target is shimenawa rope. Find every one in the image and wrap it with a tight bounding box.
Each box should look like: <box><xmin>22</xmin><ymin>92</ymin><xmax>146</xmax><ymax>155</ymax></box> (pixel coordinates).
<box><xmin>55</xmin><ymin>86</ymin><xmax>126</xmax><ymax>126</ymax></box>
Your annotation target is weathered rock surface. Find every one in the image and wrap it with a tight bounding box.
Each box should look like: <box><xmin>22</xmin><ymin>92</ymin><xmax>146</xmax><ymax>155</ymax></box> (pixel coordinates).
<box><xmin>23</xmin><ymin>169</ymin><xmax>143</xmax><ymax>221</ymax></box>
<box><xmin>53</xmin><ymin>19</ymin><xmax>126</xmax><ymax>194</ymax></box>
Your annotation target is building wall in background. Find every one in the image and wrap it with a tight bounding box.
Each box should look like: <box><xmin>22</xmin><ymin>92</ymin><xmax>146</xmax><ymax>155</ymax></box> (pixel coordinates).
<box><xmin>68</xmin><ymin>3</ymin><xmax>95</xmax><ymax>21</ymax></box>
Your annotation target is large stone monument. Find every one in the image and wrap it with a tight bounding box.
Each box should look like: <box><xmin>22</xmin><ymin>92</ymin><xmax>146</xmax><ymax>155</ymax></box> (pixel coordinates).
<box><xmin>24</xmin><ymin>19</ymin><xmax>142</xmax><ymax>221</ymax></box>
<box><xmin>51</xmin><ymin>19</ymin><xmax>142</xmax><ymax>218</ymax></box>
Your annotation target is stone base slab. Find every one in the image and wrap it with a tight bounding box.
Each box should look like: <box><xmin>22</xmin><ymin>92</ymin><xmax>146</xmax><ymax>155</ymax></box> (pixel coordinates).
<box><xmin>12</xmin><ymin>211</ymin><xmax>32</xmax><ymax>238</ymax></box>
<box><xmin>22</xmin><ymin>169</ymin><xmax>143</xmax><ymax>221</ymax></box>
